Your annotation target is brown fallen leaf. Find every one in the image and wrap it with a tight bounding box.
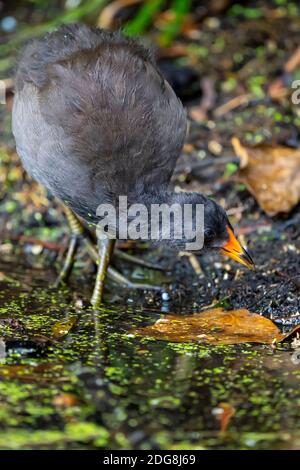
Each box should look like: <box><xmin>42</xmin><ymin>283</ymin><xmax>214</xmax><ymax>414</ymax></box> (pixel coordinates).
<box><xmin>53</xmin><ymin>393</ymin><xmax>78</xmax><ymax>408</ymax></box>
<box><xmin>212</xmin><ymin>402</ymin><xmax>236</xmax><ymax>433</ymax></box>
<box><xmin>133</xmin><ymin>308</ymin><xmax>281</xmax><ymax>345</ymax></box>
<box><xmin>232</xmin><ymin>138</ymin><xmax>300</xmax><ymax>215</ymax></box>
<box><xmin>0</xmin><ymin>363</ymin><xmax>64</xmax><ymax>382</ymax></box>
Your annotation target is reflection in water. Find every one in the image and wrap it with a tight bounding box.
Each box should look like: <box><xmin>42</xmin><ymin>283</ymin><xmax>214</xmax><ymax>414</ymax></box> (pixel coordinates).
<box><xmin>0</xmin><ymin>258</ymin><xmax>300</xmax><ymax>450</ymax></box>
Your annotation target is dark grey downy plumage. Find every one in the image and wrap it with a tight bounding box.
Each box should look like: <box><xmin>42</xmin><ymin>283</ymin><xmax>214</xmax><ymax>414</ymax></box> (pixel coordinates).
<box><xmin>12</xmin><ymin>24</ymin><xmax>254</xmax><ymax>305</ymax></box>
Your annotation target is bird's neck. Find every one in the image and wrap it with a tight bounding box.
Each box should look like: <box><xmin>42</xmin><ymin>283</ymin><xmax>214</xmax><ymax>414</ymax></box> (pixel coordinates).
<box><xmin>95</xmin><ymin>187</ymin><xmax>205</xmax><ymax>250</ymax></box>
<box><xmin>120</xmin><ymin>187</ymin><xmax>205</xmax><ymax>251</ymax></box>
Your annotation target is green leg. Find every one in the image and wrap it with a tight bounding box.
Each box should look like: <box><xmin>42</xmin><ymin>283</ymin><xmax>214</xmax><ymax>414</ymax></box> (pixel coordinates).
<box><xmin>54</xmin><ymin>207</ymin><xmax>84</xmax><ymax>287</ymax></box>
<box><xmin>54</xmin><ymin>234</ymin><xmax>79</xmax><ymax>287</ymax></box>
<box><xmin>80</xmin><ymin>224</ymin><xmax>167</xmax><ymax>272</ymax></box>
<box><xmin>55</xmin><ymin>206</ymin><xmax>164</xmax><ymax>303</ymax></box>
<box><xmin>82</xmin><ymin>239</ymin><xmax>163</xmax><ymax>294</ymax></box>
<box><xmin>90</xmin><ymin>238</ymin><xmax>115</xmax><ymax>307</ymax></box>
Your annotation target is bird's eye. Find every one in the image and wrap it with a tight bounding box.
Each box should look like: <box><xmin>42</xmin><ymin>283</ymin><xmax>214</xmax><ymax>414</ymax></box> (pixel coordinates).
<box><xmin>205</xmin><ymin>228</ymin><xmax>216</xmax><ymax>241</ymax></box>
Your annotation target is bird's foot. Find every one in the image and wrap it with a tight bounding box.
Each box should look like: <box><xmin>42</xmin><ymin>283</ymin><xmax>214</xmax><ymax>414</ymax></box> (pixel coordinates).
<box><xmin>56</xmin><ymin>206</ymin><xmax>164</xmax><ymax>306</ymax></box>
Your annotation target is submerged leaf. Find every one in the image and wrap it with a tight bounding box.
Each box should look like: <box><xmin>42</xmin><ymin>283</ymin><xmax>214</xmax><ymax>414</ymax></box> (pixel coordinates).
<box><xmin>232</xmin><ymin>138</ymin><xmax>300</xmax><ymax>215</ymax></box>
<box><xmin>51</xmin><ymin>316</ymin><xmax>77</xmax><ymax>339</ymax></box>
<box><xmin>0</xmin><ymin>363</ymin><xmax>64</xmax><ymax>382</ymax></box>
<box><xmin>133</xmin><ymin>308</ymin><xmax>281</xmax><ymax>345</ymax></box>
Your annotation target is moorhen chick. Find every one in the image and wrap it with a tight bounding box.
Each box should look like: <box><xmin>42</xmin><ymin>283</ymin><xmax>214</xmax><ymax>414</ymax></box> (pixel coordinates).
<box><xmin>12</xmin><ymin>23</ymin><xmax>254</xmax><ymax>306</ymax></box>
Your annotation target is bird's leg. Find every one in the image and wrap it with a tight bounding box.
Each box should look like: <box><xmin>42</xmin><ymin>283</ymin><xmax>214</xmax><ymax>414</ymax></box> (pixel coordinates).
<box><xmin>55</xmin><ymin>207</ymin><xmax>164</xmax><ymax>302</ymax></box>
<box><xmin>54</xmin><ymin>207</ymin><xmax>84</xmax><ymax>287</ymax></box>
<box><xmin>90</xmin><ymin>238</ymin><xmax>115</xmax><ymax>307</ymax></box>
<box><xmin>82</xmin><ymin>239</ymin><xmax>164</xmax><ymax>295</ymax></box>
<box><xmin>74</xmin><ymin>221</ymin><xmax>166</xmax><ymax>272</ymax></box>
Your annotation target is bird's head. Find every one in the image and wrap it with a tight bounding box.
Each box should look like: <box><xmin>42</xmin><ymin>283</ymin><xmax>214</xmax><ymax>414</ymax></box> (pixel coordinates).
<box><xmin>141</xmin><ymin>190</ymin><xmax>255</xmax><ymax>270</ymax></box>
<box><xmin>201</xmin><ymin>197</ymin><xmax>255</xmax><ymax>269</ymax></box>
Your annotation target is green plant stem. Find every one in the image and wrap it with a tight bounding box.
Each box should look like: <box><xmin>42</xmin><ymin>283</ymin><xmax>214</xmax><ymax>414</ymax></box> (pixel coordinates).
<box><xmin>124</xmin><ymin>0</ymin><xmax>166</xmax><ymax>36</ymax></box>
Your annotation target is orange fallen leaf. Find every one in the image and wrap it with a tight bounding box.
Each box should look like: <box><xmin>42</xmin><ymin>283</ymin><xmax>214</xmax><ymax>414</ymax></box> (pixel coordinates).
<box><xmin>132</xmin><ymin>308</ymin><xmax>281</xmax><ymax>345</ymax></box>
<box><xmin>232</xmin><ymin>138</ymin><xmax>300</xmax><ymax>215</ymax></box>
<box><xmin>53</xmin><ymin>393</ymin><xmax>78</xmax><ymax>408</ymax></box>
<box><xmin>212</xmin><ymin>403</ymin><xmax>236</xmax><ymax>433</ymax></box>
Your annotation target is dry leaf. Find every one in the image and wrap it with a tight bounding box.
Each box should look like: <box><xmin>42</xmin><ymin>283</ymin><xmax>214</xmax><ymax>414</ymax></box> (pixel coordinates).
<box><xmin>133</xmin><ymin>308</ymin><xmax>281</xmax><ymax>345</ymax></box>
<box><xmin>0</xmin><ymin>363</ymin><xmax>63</xmax><ymax>382</ymax></box>
<box><xmin>212</xmin><ymin>402</ymin><xmax>236</xmax><ymax>433</ymax></box>
<box><xmin>232</xmin><ymin>138</ymin><xmax>300</xmax><ymax>215</ymax></box>
<box><xmin>53</xmin><ymin>393</ymin><xmax>78</xmax><ymax>408</ymax></box>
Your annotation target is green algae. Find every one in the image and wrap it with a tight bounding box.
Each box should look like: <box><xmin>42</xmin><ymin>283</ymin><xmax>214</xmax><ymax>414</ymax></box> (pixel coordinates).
<box><xmin>1</xmin><ymin>259</ymin><xmax>300</xmax><ymax>450</ymax></box>
<box><xmin>0</xmin><ymin>422</ymin><xmax>109</xmax><ymax>450</ymax></box>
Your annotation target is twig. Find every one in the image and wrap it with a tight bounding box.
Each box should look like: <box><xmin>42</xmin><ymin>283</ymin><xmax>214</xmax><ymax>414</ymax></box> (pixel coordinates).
<box><xmin>1</xmin><ymin>233</ymin><xmax>67</xmax><ymax>252</ymax></box>
<box><xmin>235</xmin><ymin>222</ymin><xmax>272</xmax><ymax>235</ymax></box>
<box><xmin>214</xmin><ymin>93</ymin><xmax>253</xmax><ymax>117</ymax></box>
<box><xmin>98</xmin><ymin>0</ymin><xmax>143</xmax><ymax>28</ymax></box>
<box><xmin>276</xmin><ymin>271</ymin><xmax>300</xmax><ymax>291</ymax></box>
<box><xmin>174</xmin><ymin>155</ymin><xmax>240</xmax><ymax>175</ymax></box>
<box><xmin>284</xmin><ymin>46</ymin><xmax>300</xmax><ymax>73</ymax></box>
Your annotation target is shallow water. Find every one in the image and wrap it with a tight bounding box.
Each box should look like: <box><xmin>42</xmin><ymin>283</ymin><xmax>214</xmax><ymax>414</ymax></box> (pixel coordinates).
<box><xmin>0</xmin><ymin>257</ymin><xmax>300</xmax><ymax>450</ymax></box>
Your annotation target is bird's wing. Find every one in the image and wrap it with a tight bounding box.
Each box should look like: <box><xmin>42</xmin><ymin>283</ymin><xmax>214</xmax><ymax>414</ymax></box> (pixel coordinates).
<box><xmin>14</xmin><ymin>24</ymin><xmax>187</xmax><ymax>196</ymax></box>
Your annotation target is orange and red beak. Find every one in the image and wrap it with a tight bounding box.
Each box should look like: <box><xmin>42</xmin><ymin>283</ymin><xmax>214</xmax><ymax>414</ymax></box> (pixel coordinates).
<box><xmin>220</xmin><ymin>226</ymin><xmax>255</xmax><ymax>270</ymax></box>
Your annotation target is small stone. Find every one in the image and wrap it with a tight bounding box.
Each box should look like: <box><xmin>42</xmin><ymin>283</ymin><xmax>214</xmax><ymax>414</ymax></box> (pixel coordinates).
<box><xmin>1</xmin><ymin>16</ymin><xmax>17</xmax><ymax>32</ymax></box>
<box><xmin>75</xmin><ymin>299</ymin><xmax>83</xmax><ymax>308</ymax></box>
<box><xmin>205</xmin><ymin>17</ymin><xmax>220</xmax><ymax>29</ymax></box>
<box><xmin>208</xmin><ymin>140</ymin><xmax>223</xmax><ymax>155</ymax></box>
<box><xmin>214</xmin><ymin>262</ymin><xmax>223</xmax><ymax>269</ymax></box>
<box><xmin>31</xmin><ymin>245</ymin><xmax>43</xmax><ymax>255</ymax></box>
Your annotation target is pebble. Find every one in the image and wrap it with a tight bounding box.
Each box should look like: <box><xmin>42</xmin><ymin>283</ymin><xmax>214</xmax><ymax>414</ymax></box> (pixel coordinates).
<box><xmin>208</xmin><ymin>140</ymin><xmax>223</xmax><ymax>155</ymax></box>
<box><xmin>31</xmin><ymin>245</ymin><xmax>43</xmax><ymax>255</ymax></box>
<box><xmin>1</xmin><ymin>16</ymin><xmax>17</xmax><ymax>32</ymax></box>
<box><xmin>205</xmin><ymin>17</ymin><xmax>221</xmax><ymax>30</ymax></box>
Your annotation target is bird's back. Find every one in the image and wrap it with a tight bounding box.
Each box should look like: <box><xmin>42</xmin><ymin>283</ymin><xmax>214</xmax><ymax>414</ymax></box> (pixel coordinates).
<box><xmin>13</xmin><ymin>24</ymin><xmax>187</xmax><ymax>221</ymax></box>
